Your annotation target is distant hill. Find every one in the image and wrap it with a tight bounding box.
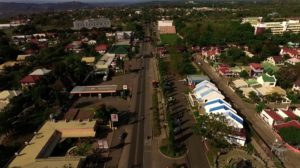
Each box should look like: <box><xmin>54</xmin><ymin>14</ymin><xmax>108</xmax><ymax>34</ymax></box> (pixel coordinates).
<box><xmin>0</xmin><ymin>2</ymin><xmax>92</xmax><ymax>18</ymax></box>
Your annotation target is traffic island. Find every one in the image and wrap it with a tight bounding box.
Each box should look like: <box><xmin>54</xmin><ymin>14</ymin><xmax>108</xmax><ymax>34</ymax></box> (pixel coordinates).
<box><xmin>159</xmin><ymin>139</ymin><xmax>187</xmax><ymax>159</ymax></box>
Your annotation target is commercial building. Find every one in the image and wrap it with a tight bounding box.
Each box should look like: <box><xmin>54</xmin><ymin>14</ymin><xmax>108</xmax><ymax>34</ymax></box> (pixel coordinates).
<box><xmin>242</xmin><ymin>17</ymin><xmax>263</xmax><ymax>26</ymax></box>
<box><xmin>8</xmin><ymin>120</ymin><xmax>96</xmax><ymax>168</ymax></box>
<box><xmin>95</xmin><ymin>53</ymin><xmax>115</xmax><ymax>75</ymax></box>
<box><xmin>254</xmin><ymin>20</ymin><xmax>300</xmax><ymax>35</ymax></box>
<box><xmin>157</xmin><ymin>20</ymin><xmax>176</xmax><ymax>34</ymax></box>
<box><xmin>70</xmin><ymin>85</ymin><xmax>118</xmax><ymax>97</ymax></box>
<box><xmin>73</xmin><ymin>18</ymin><xmax>111</xmax><ymax>30</ymax></box>
<box><xmin>192</xmin><ymin>80</ymin><xmax>225</xmax><ymax>103</ymax></box>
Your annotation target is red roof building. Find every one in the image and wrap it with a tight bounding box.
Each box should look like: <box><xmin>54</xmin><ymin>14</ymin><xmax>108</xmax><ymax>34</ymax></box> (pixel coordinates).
<box><xmin>249</xmin><ymin>63</ymin><xmax>264</xmax><ymax>77</ymax></box>
<box><xmin>280</xmin><ymin>47</ymin><xmax>300</xmax><ymax>58</ymax></box>
<box><xmin>201</xmin><ymin>47</ymin><xmax>221</xmax><ymax>61</ymax></box>
<box><xmin>260</xmin><ymin>109</ymin><xmax>284</xmax><ymax>126</ymax></box>
<box><xmin>274</xmin><ymin>120</ymin><xmax>300</xmax><ymax>131</ymax></box>
<box><xmin>95</xmin><ymin>44</ymin><xmax>108</xmax><ymax>53</ymax></box>
<box><xmin>20</xmin><ymin>75</ymin><xmax>42</xmax><ymax>85</ymax></box>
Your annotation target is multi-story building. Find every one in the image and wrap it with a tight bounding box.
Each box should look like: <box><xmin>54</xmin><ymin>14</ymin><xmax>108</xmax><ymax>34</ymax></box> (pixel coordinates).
<box><xmin>73</xmin><ymin>18</ymin><xmax>111</xmax><ymax>30</ymax></box>
<box><xmin>254</xmin><ymin>20</ymin><xmax>300</xmax><ymax>35</ymax></box>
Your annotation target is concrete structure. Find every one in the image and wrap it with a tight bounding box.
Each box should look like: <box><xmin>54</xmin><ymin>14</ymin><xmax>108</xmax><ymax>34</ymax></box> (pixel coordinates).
<box><xmin>186</xmin><ymin>75</ymin><xmax>210</xmax><ymax>87</ymax></box>
<box><xmin>257</xmin><ymin>73</ymin><xmax>276</xmax><ymax>87</ymax></box>
<box><xmin>260</xmin><ymin>109</ymin><xmax>284</xmax><ymax>126</ymax></box>
<box><xmin>73</xmin><ymin>18</ymin><xmax>111</xmax><ymax>30</ymax></box>
<box><xmin>157</xmin><ymin>20</ymin><xmax>176</xmax><ymax>34</ymax></box>
<box><xmin>8</xmin><ymin>120</ymin><xmax>96</xmax><ymax>168</ymax></box>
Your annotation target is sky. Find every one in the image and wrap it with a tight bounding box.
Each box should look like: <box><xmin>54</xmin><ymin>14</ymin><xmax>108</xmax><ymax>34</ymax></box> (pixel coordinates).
<box><xmin>0</xmin><ymin>0</ymin><xmax>156</xmax><ymax>2</ymax></box>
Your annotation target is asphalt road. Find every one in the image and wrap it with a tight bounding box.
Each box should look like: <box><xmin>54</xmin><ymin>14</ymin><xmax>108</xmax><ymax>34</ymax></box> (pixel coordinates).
<box><xmin>127</xmin><ymin>25</ymin><xmax>153</xmax><ymax>168</ymax></box>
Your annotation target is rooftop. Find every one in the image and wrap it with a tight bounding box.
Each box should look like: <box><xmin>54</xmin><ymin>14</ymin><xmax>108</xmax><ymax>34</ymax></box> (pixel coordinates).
<box><xmin>9</xmin><ymin>120</ymin><xmax>96</xmax><ymax>168</ymax></box>
<box><xmin>264</xmin><ymin>109</ymin><xmax>283</xmax><ymax>121</ymax></box>
<box><xmin>261</xmin><ymin>73</ymin><xmax>276</xmax><ymax>82</ymax></box>
<box><xmin>70</xmin><ymin>85</ymin><xmax>118</xmax><ymax>94</ymax></box>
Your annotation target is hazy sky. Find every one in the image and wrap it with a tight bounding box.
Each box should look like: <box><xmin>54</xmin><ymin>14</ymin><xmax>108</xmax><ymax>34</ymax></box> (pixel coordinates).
<box><xmin>0</xmin><ymin>0</ymin><xmax>154</xmax><ymax>2</ymax></box>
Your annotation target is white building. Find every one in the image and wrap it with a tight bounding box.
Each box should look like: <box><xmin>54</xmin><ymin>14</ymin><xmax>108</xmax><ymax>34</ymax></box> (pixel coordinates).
<box><xmin>204</xmin><ymin>99</ymin><xmax>245</xmax><ymax>146</ymax></box>
<box><xmin>257</xmin><ymin>73</ymin><xmax>277</xmax><ymax>87</ymax></box>
<box><xmin>260</xmin><ymin>109</ymin><xmax>284</xmax><ymax>126</ymax></box>
<box><xmin>158</xmin><ymin>20</ymin><xmax>173</xmax><ymax>28</ymax></box>
<box><xmin>192</xmin><ymin>80</ymin><xmax>225</xmax><ymax>103</ymax></box>
<box><xmin>254</xmin><ymin>20</ymin><xmax>300</xmax><ymax>35</ymax></box>
<box><xmin>286</xmin><ymin>58</ymin><xmax>300</xmax><ymax>65</ymax></box>
<box><xmin>73</xmin><ymin>18</ymin><xmax>111</xmax><ymax>30</ymax></box>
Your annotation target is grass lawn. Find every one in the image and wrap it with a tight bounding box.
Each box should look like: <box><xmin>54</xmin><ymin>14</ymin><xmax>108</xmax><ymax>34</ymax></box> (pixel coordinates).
<box><xmin>160</xmin><ymin>34</ymin><xmax>179</xmax><ymax>45</ymax></box>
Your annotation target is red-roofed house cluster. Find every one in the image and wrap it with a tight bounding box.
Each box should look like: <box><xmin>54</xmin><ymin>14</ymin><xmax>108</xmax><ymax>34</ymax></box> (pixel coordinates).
<box><xmin>201</xmin><ymin>47</ymin><xmax>221</xmax><ymax>61</ymax></box>
<box><xmin>280</xmin><ymin>47</ymin><xmax>300</xmax><ymax>59</ymax></box>
<box><xmin>20</xmin><ymin>68</ymin><xmax>51</xmax><ymax>89</ymax></box>
<box><xmin>260</xmin><ymin>108</ymin><xmax>300</xmax><ymax>127</ymax></box>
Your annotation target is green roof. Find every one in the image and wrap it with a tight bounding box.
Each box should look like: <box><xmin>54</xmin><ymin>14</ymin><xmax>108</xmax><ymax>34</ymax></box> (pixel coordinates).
<box><xmin>109</xmin><ymin>46</ymin><xmax>129</xmax><ymax>55</ymax></box>
<box><xmin>246</xmin><ymin>79</ymin><xmax>259</xmax><ymax>86</ymax></box>
<box><xmin>262</xmin><ymin>74</ymin><xmax>276</xmax><ymax>82</ymax></box>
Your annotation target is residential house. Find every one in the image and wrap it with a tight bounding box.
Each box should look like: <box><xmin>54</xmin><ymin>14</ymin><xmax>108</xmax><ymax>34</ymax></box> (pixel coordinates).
<box><xmin>266</xmin><ymin>56</ymin><xmax>284</xmax><ymax>66</ymax></box>
<box><xmin>286</xmin><ymin>57</ymin><xmax>300</xmax><ymax>65</ymax></box>
<box><xmin>115</xmin><ymin>31</ymin><xmax>132</xmax><ymax>41</ymax></box>
<box><xmin>81</xmin><ymin>57</ymin><xmax>95</xmax><ymax>65</ymax></box>
<box><xmin>260</xmin><ymin>109</ymin><xmax>284</xmax><ymax>126</ymax></box>
<box><xmin>280</xmin><ymin>47</ymin><xmax>300</xmax><ymax>58</ymax></box>
<box><xmin>95</xmin><ymin>44</ymin><xmax>108</xmax><ymax>54</ymax></box>
<box><xmin>0</xmin><ymin>61</ymin><xmax>18</xmax><ymax>73</ymax></box>
<box><xmin>65</xmin><ymin>41</ymin><xmax>82</xmax><ymax>53</ymax></box>
<box><xmin>16</xmin><ymin>54</ymin><xmax>32</xmax><ymax>62</ymax></box>
<box><xmin>257</xmin><ymin>73</ymin><xmax>277</xmax><ymax>87</ymax></box>
<box><xmin>249</xmin><ymin>63</ymin><xmax>264</xmax><ymax>77</ymax></box>
<box><xmin>232</xmin><ymin>79</ymin><xmax>248</xmax><ymax>89</ymax></box>
<box><xmin>293</xmin><ymin>108</ymin><xmax>300</xmax><ymax>117</ymax></box>
<box><xmin>0</xmin><ymin>90</ymin><xmax>21</xmax><ymax>111</ymax></box>
<box><xmin>276</xmin><ymin>109</ymin><xmax>297</xmax><ymax>120</ymax></box>
<box><xmin>201</xmin><ymin>47</ymin><xmax>221</xmax><ymax>61</ymax></box>
<box><xmin>186</xmin><ymin>75</ymin><xmax>210</xmax><ymax>87</ymax></box>
<box><xmin>20</xmin><ymin>68</ymin><xmax>51</xmax><ymax>88</ymax></box>
<box><xmin>292</xmin><ymin>79</ymin><xmax>300</xmax><ymax>92</ymax></box>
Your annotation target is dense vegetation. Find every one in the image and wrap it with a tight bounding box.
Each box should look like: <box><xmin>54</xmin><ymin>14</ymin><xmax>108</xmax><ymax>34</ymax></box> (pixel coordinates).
<box><xmin>279</xmin><ymin>127</ymin><xmax>300</xmax><ymax>146</ymax></box>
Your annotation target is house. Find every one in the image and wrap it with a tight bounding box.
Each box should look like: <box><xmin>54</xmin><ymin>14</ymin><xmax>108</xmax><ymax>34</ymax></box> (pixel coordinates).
<box><xmin>65</xmin><ymin>41</ymin><xmax>82</xmax><ymax>53</ymax></box>
<box><xmin>274</xmin><ymin>120</ymin><xmax>300</xmax><ymax>131</ymax></box>
<box><xmin>20</xmin><ymin>75</ymin><xmax>42</xmax><ymax>88</ymax></box>
<box><xmin>8</xmin><ymin>120</ymin><xmax>96</xmax><ymax>168</ymax></box>
<box><xmin>266</xmin><ymin>56</ymin><xmax>284</xmax><ymax>65</ymax></box>
<box><xmin>257</xmin><ymin>73</ymin><xmax>277</xmax><ymax>87</ymax></box>
<box><xmin>280</xmin><ymin>47</ymin><xmax>300</xmax><ymax>58</ymax></box>
<box><xmin>249</xmin><ymin>63</ymin><xmax>264</xmax><ymax>77</ymax></box>
<box><xmin>186</xmin><ymin>75</ymin><xmax>210</xmax><ymax>87</ymax></box>
<box><xmin>218</xmin><ymin>64</ymin><xmax>232</xmax><ymax>77</ymax></box>
<box><xmin>29</xmin><ymin>68</ymin><xmax>51</xmax><ymax>76</ymax></box>
<box><xmin>232</xmin><ymin>79</ymin><xmax>248</xmax><ymax>89</ymax></box>
<box><xmin>201</xmin><ymin>47</ymin><xmax>221</xmax><ymax>61</ymax></box>
<box><xmin>20</xmin><ymin>68</ymin><xmax>51</xmax><ymax>88</ymax></box>
<box><xmin>115</xmin><ymin>31</ymin><xmax>132</xmax><ymax>41</ymax></box>
<box><xmin>81</xmin><ymin>57</ymin><xmax>95</xmax><ymax>65</ymax></box>
<box><xmin>286</xmin><ymin>57</ymin><xmax>300</xmax><ymax>65</ymax></box>
<box><xmin>95</xmin><ymin>44</ymin><xmax>108</xmax><ymax>54</ymax></box>
<box><xmin>260</xmin><ymin>109</ymin><xmax>284</xmax><ymax>126</ymax></box>
<box><xmin>0</xmin><ymin>90</ymin><xmax>21</xmax><ymax>111</ymax></box>
<box><xmin>276</xmin><ymin>109</ymin><xmax>297</xmax><ymax>120</ymax></box>
<box><xmin>16</xmin><ymin>54</ymin><xmax>32</xmax><ymax>62</ymax></box>
<box><xmin>0</xmin><ymin>61</ymin><xmax>18</xmax><ymax>72</ymax></box>
<box><xmin>292</xmin><ymin>79</ymin><xmax>300</xmax><ymax>92</ymax></box>
<box><xmin>292</xmin><ymin>108</ymin><xmax>300</xmax><ymax>117</ymax></box>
